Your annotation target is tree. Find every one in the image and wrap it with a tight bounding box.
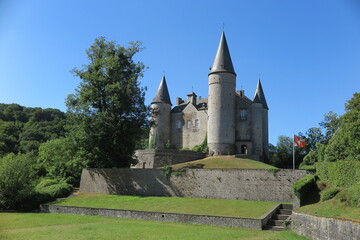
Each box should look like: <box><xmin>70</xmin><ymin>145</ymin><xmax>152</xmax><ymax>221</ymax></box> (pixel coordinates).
<box><xmin>324</xmin><ymin>93</ymin><xmax>360</xmax><ymax>161</ymax></box>
<box><xmin>36</xmin><ymin>136</ymin><xmax>88</xmax><ymax>185</ymax></box>
<box><xmin>66</xmin><ymin>37</ymin><xmax>149</xmax><ymax>168</ymax></box>
<box><xmin>303</xmin><ymin>127</ymin><xmax>325</xmax><ymax>151</ymax></box>
<box><xmin>0</xmin><ymin>153</ymin><xmax>37</xmax><ymax>210</ymax></box>
<box><xmin>319</xmin><ymin>111</ymin><xmax>340</xmax><ymax>143</ymax></box>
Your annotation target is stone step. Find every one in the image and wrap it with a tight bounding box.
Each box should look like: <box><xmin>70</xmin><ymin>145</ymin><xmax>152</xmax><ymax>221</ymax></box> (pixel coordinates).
<box><xmin>263</xmin><ymin>225</ymin><xmax>285</xmax><ymax>231</ymax></box>
<box><xmin>272</xmin><ymin>214</ymin><xmax>289</xmax><ymax>220</ymax></box>
<box><xmin>268</xmin><ymin>220</ymin><xmax>284</xmax><ymax>226</ymax></box>
<box><xmin>278</xmin><ymin>209</ymin><xmax>292</xmax><ymax>215</ymax></box>
<box><xmin>280</xmin><ymin>204</ymin><xmax>293</xmax><ymax>210</ymax></box>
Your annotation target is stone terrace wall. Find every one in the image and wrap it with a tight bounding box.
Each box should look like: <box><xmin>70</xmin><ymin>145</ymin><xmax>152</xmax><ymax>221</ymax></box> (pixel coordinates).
<box><xmin>293</xmin><ymin>212</ymin><xmax>360</xmax><ymax>240</ymax></box>
<box><xmin>133</xmin><ymin>149</ymin><xmax>206</xmax><ymax>168</ymax></box>
<box><xmin>41</xmin><ymin>204</ymin><xmax>266</xmax><ymax>229</ymax></box>
<box><xmin>80</xmin><ymin>168</ymin><xmax>307</xmax><ymax>207</ymax></box>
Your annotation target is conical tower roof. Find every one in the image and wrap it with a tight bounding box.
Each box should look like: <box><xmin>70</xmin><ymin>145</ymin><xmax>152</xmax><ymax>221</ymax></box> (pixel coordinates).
<box><xmin>253</xmin><ymin>79</ymin><xmax>268</xmax><ymax>109</ymax></box>
<box><xmin>209</xmin><ymin>32</ymin><xmax>236</xmax><ymax>76</ymax></box>
<box><xmin>152</xmin><ymin>75</ymin><xmax>172</xmax><ymax>105</ymax></box>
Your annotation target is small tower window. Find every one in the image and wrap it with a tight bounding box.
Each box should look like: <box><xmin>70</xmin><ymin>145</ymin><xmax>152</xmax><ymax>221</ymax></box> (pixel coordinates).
<box><xmin>176</xmin><ymin>120</ymin><xmax>182</xmax><ymax>129</ymax></box>
<box><xmin>186</xmin><ymin>120</ymin><xmax>191</xmax><ymax>129</ymax></box>
<box><xmin>194</xmin><ymin>119</ymin><xmax>199</xmax><ymax>128</ymax></box>
<box><xmin>240</xmin><ymin>110</ymin><xmax>247</xmax><ymax>120</ymax></box>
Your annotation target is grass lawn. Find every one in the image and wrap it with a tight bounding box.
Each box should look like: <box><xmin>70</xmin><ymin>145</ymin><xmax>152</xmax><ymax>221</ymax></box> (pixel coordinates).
<box><xmin>296</xmin><ymin>198</ymin><xmax>360</xmax><ymax>221</ymax></box>
<box><xmin>0</xmin><ymin>213</ymin><xmax>309</xmax><ymax>240</ymax></box>
<box><xmin>171</xmin><ymin>156</ymin><xmax>278</xmax><ymax>170</ymax></box>
<box><xmin>53</xmin><ymin>193</ymin><xmax>281</xmax><ymax>219</ymax></box>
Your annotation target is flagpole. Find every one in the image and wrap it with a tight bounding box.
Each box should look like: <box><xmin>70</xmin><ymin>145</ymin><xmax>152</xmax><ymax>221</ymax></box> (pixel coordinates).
<box><xmin>293</xmin><ymin>133</ymin><xmax>295</xmax><ymax>170</ymax></box>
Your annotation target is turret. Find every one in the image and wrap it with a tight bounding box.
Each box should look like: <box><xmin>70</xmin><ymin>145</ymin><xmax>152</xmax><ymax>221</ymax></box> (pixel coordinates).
<box><xmin>149</xmin><ymin>76</ymin><xmax>172</xmax><ymax>149</ymax></box>
<box><xmin>207</xmin><ymin>32</ymin><xmax>236</xmax><ymax>155</ymax></box>
<box><xmin>251</xmin><ymin>79</ymin><xmax>269</xmax><ymax>161</ymax></box>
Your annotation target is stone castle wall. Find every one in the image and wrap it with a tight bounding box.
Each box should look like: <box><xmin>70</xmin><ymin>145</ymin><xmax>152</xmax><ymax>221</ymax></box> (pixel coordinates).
<box><xmin>292</xmin><ymin>212</ymin><xmax>360</xmax><ymax>240</ymax></box>
<box><xmin>80</xmin><ymin>168</ymin><xmax>307</xmax><ymax>208</ymax></box>
<box><xmin>133</xmin><ymin>149</ymin><xmax>206</xmax><ymax>168</ymax></box>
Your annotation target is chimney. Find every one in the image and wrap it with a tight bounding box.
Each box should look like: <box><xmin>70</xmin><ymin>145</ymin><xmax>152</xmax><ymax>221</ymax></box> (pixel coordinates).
<box><xmin>176</xmin><ymin>97</ymin><xmax>183</xmax><ymax>106</ymax></box>
<box><xmin>187</xmin><ymin>92</ymin><xmax>197</xmax><ymax>105</ymax></box>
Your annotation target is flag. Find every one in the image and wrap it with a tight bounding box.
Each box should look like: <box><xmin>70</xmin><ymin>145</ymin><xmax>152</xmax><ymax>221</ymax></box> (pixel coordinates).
<box><xmin>294</xmin><ymin>135</ymin><xmax>306</xmax><ymax>148</ymax></box>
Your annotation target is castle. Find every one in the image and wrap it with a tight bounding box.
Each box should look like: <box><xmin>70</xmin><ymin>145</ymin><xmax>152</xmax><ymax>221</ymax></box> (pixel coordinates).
<box><xmin>149</xmin><ymin>32</ymin><xmax>269</xmax><ymax>162</ymax></box>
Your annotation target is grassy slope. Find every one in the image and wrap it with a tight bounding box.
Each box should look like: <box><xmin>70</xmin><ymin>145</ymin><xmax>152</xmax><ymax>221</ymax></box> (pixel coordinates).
<box><xmin>53</xmin><ymin>193</ymin><xmax>280</xmax><ymax>219</ymax></box>
<box><xmin>171</xmin><ymin>156</ymin><xmax>278</xmax><ymax>170</ymax></box>
<box><xmin>296</xmin><ymin>198</ymin><xmax>360</xmax><ymax>221</ymax></box>
<box><xmin>0</xmin><ymin>213</ymin><xmax>309</xmax><ymax>240</ymax></box>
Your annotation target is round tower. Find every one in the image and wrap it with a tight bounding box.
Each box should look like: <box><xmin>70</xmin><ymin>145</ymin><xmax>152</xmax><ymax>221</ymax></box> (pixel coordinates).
<box><xmin>207</xmin><ymin>32</ymin><xmax>236</xmax><ymax>155</ymax></box>
<box><xmin>149</xmin><ymin>76</ymin><xmax>172</xmax><ymax>149</ymax></box>
<box><xmin>251</xmin><ymin>79</ymin><xmax>269</xmax><ymax>162</ymax></box>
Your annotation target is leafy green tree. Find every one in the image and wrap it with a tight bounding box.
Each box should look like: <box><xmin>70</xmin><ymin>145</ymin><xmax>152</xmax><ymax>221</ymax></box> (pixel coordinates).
<box><xmin>0</xmin><ymin>121</ymin><xmax>22</xmax><ymax>156</ymax></box>
<box><xmin>324</xmin><ymin>94</ymin><xmax>360</xmax><ymax>161</ymax></box>
<box><xmin>0</xmin><ymin>152</ymin><xmax>37</xmax><ymax>210</ymax></box>
<box><xmin>319</xmin><ymin>111</ymin><xmax>340</xmax><ymax>143</ymax></box>
<box><xmin>36</xmin><ymin>136</ymin><xmax>88</xmax><ymax>185</ymax></box>
<box><xmin>66</xmin><ymin>37</ymin><xmax>149</xmax><ymax>168</ymax></box>
<box><xmin>19</xmin><ymin>108</ymin><xmax>67</xmax><ymax>153</ymax></box>
<box><xmin>303</xmin><ymin>127</ymin><xmax>325</xmax><ymax>151</ymax></box>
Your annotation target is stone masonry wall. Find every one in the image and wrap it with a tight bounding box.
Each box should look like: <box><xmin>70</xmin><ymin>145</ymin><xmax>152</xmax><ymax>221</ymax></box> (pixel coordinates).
<box><xmin>292</xmin><ymin>212</ymin><xmax>360</xmax><ymax>240</ymax></box>
<box><xmin>40</xmin><ymin>204</ymin><xmax>265</xmax><ymax>229</ymax></box>
<box><xmin>80</xmin><ymin>168</ymin><xmax>307</xmax><ymax>207</ymax></box>
<box><xmin>133</xmin><ymin>149</ymin><xmax>205</xmax><ymax>169</ymax></box>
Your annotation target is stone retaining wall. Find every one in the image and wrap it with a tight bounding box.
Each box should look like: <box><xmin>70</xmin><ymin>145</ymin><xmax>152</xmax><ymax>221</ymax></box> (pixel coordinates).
<box><xmin>133</xmin><ymin>149</ymin><xmax>206</xmax><ymax>168</ymax></box>
<box><xmin>40</xmin><ymin>204</ymin><xmax>275</xmax><ymax>229</ymax></box>
<box><xmin>292</xmin><ymin>212</ymin><xmax>360</xmax><ymax>240</ymax></box>
<box><xmin>80</xmin><ymin>168</ymin><xmax>307</xmax><ymax>207</ymax></box>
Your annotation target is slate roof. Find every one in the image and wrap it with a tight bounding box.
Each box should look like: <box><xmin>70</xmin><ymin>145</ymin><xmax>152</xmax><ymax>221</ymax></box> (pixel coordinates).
<box><xmin>152</xmin><ymin>76</ymin><xmax>172</xmax><ymax>105</ymax></box>
<box><xmin>209</xmin><ymin>32</ymin><xmax>236</xmax><ymax>76</ymax></box>
<box><xmin>253</xmin><ymin>80</ymin><xmax>269</xmax><ymax>109</ymax></box>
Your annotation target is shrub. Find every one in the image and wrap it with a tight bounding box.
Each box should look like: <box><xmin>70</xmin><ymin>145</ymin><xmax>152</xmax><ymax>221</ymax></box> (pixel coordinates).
<box><xmin>316</xmin><ymin>161</ymin><xmax>360</xmax><ymax>188</ymax></box>
<box><xmin>162</xmin><ymin>166</ymin><xmax>172</xmax><ymax>178</ymax></box>
<box><xmin>0</xmin><ymin>153</ymin><xmax>37</xmax><ymax>210</ymax></box>
<box><xmin>336</xmin><ymin>184</ymin><xmax>360</xmax><ymax>208</ymax></box>
<box><xmin>299</xmin><ymin>165</ymin><xmax>315</xmax><ymax>171</ymax></box>
<box><xmin>35</xmin><ymin>178</ymin><xmax>73</xmax><ymax>199</ymax></box>
<box><xmin>293</xmin><ymin>175</ymin><xmax>318</xmax><ymax>206</ymax></box>
<box><xmin>320</xmin><ymin>188</ymin><xmax>340</xmax><ymax>201</ymax></box>
<box><xmin>191</xmin><ymin>135</ymin><xmax>208</xmax><ymax>153</ymax></box>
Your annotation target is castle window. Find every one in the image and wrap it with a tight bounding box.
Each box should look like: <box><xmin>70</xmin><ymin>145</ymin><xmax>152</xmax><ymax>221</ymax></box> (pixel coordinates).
<box><xmin>240</xmin><ymin>110</ymin><xmax>247</xmax><ymax>120</ymax></box>
<box><xmin>176</xmin><ymin>120</ymin><xmax>182</xmax><ymax>129</ymax></box>
<box><xmin>186</xmin><ymin>120</ymin><xmax>191</xmax><ymax>129</ymax></box>
<box><xmin>194</xmin><ymin>119</ymin><xmax>199</xmax><ymax>128</ymax></box>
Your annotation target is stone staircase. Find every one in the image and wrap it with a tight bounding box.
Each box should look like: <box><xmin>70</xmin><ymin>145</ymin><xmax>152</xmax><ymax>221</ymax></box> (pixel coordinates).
<box><xmin>263</xmin><ymin>204</ymin><xmax>293</xmax><ymax>231</ymax></box>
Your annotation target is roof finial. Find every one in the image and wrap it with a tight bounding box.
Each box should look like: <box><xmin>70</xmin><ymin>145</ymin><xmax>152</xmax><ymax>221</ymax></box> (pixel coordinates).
<box><xmin>258</xmin><ymin>73</ymin><xmax>261</xmax><ymax>79</ymax></box>
<box><xmin>222</xmin><ymin>23</ymin><xmax>225</xmax><ymax>32</ymax></box>
<box><xmin>163</xmin><ymin>70</ymin><xmax>165</xmax><ymax>76</ymax></box>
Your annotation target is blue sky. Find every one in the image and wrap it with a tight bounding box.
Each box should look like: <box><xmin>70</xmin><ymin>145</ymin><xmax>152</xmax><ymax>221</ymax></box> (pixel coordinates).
<box><xmin>0</xmin><ymin>0</ymin><xmax>359</xmax><ymax>144</ymax></box>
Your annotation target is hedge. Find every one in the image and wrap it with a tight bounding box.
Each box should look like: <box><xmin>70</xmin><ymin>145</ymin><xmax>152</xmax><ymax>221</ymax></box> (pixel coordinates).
<box><xmin>293</xmin><ymin>174</ymin><xmax>317</xmax><ymax>205</ymax></box>
<box><xmin>316</xmin><ymin>161</ymin><xmax>360</xmax><ymax>188</ymax></box>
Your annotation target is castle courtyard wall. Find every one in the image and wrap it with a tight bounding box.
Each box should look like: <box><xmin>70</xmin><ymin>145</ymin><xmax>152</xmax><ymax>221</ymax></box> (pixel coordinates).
<box><xmin>292</xmin><ymin>212</ymin><xmax>360</xmax><ymax>240</ymax></box>
<box><xmin>133</xmin><ymin>149</ymin><xmax>206</xmax><ymax>168</ymax></box>
<box><xmin>80</xmin><ymin>168</ymin><xmax>307</xmax><ymax>208</ymax></box>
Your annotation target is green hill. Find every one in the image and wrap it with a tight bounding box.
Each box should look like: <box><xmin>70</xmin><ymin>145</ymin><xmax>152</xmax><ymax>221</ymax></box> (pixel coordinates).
<box><xmin>170</xmin><ymin>156</ymin><xmax>277</xmax><ymax>170</ymax></box>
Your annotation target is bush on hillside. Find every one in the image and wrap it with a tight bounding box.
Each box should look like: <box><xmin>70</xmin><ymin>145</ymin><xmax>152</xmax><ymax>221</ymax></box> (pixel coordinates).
<box><xmin>35</xmin><ymin>178</ymin><xmax>73</xmax><ymax>199</ymax></box>
<box><xmin>0</xmin><ymin>153</ymin><xmax>37</xmax><ymax>210</ymax></box>
<box><xmin>320</xmin><ymin>188</ymin><xmax>340</xmax><ymax>201</ymax></box>
<box><xmin>336</xmin><ymin>184</ymin><xmax>360</xmax><ymax>208</ymax></box>
<box><xmin>316</xmin><ymin>161</ymin><xmax>360</xmax><ymax>188</ymax></box>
